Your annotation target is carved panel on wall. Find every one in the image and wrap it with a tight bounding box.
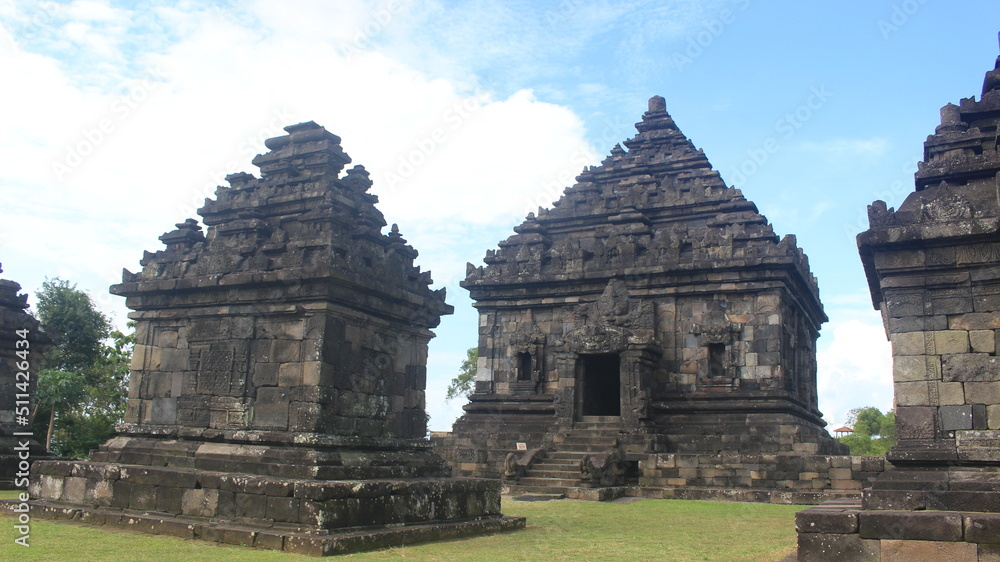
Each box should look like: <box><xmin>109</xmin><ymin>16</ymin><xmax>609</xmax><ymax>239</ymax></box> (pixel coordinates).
<box><xmin>563</xmin><ymin>278</ymin><xmax>656</xmax><ymax>354</ymax></box>
<box><xmin>197</xmin><ymin>345</ymin><xmax>250</xmax><ymax>397</ymax></box>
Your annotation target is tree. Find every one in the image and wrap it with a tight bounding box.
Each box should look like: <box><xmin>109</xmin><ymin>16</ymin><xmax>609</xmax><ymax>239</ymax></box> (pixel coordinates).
<box><xmin>34</xmin><ymin>278</ymin><xmax>110</xmax><ymax>384</ymax></box>
<box><xmin>34</xmin><ymin>370</ymin><xmax>87</xmax><ymax>451</ymax></box>
<box><xmin>446</xmin><ymin>347</ymin><xmax>478</xmax><ymax>401</ymax></box>
<box><xmin>837</xmin><ymin>406</ymin><xmax>895</xmax><ymax>456</ymax></box>
<box><xmin>54</xmin><ymin>327</ymin><xmax>134</xmax><ymax>457</ymax></box>
<box><xmin>30</xmin><ymin>278</ymin><xmax>131</xmax><ymax>457</ymax></box>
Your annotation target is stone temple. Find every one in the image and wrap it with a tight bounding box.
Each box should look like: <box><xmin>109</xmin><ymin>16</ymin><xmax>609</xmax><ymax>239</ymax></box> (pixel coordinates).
<box><xmin>0</xmin><ymin>266</ymin><xmax>52</xmax><ymax>489</ymax></box>
<box><xmin>436</xmin><ymin>96</ymin><xmax>848</xmax><ymax>499</ymax></box>
<box><xmin>29</xmin><ymin>122</ymin><xmax>523</xmax><ymax>555</ymax></box>
<box><xmin>796</xmin><ymin>44</ymin><xmax>1000</xmax><ymax>560</ymax></box>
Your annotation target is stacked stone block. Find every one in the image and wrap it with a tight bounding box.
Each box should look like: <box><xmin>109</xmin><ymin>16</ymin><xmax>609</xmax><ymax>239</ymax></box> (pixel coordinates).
<box><xmin>639</xmin><ymin>453</ymin><xmax>882</xmax><ymax>504</ymax></box>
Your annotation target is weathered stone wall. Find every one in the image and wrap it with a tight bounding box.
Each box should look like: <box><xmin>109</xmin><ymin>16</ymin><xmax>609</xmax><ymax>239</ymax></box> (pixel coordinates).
<box><xmin>126</xmin><ymin>307</ymin><xmax>429</xmax><ymax>440</ymax></box>
<box><xmin>639</xmin><ymin>453</ymin><xmax>883</xmax><ymax>504</ymax></box>
<box><xmin>476</xmin><ymin>290</ymin><xmax>820</xmax><ymax>403</ymax></box>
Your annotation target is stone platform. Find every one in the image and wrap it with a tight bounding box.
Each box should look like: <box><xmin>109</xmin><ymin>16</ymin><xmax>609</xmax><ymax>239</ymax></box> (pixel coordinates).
<box><xmin>28</xmin><ymin>458</ymin><xmax>523</xmax><ymax>556</ymax></box>
<box><xmin>796</xmin><ymin>498</ymin><xmax>1000</xmax><ymax>561</ymax></box>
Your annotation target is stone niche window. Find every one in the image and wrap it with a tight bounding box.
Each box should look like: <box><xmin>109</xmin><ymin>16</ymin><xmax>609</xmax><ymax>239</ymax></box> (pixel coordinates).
<box><xmin>707</xmin><ymin>343</ymin><xmax>726</xmax><ymax>377</ymax></box>
<box><xmin>679</xmin><ymin>242</ymin><xmax>693</xmax><ymax>263</ymax></box>
<box><xmin>516</xmin><ymin>352</ymin><xmax>532</xmax><ymax>381</ymax></box>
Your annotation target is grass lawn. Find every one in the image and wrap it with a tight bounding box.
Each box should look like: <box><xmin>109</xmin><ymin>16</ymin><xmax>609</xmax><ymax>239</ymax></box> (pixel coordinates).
<box><xmin>0</xmin><ymin>492</ymin><xmax>802</xmax><ymax>561</ymax></box>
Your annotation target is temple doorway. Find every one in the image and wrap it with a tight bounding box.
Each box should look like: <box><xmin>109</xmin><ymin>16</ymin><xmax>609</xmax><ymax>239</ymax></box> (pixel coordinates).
<box><xmin>578</xmin><ymin>353</ymin><xmax>621</xmax><ymax>417</ymax></box>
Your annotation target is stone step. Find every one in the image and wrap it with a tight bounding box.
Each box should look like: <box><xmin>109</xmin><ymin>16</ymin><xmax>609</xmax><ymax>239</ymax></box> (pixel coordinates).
<box><xmin>547</xmin><ymin>451</ymin><xmax>596</xmax><ymax>460</ymax></box>
<box><xmin>505</xmin><ymin>484</ymin><xmax>572</xmax><ymax>496</ymax></box>
<box><xmin>563</xmin><ymin>424</ymin><xmax>622</xmax><ymax>431</ymax></box>
<box><xmin>551</xmin><ymin>435</ymin><xmax>619</xmax><ymax>443</ymax></box>
<box><xmin>533</xmin><ymin>456</ymin><xmax>578</xmax><ymax>464</ymax></box>
<box><xmin>553</xmin><ymin>433</ymin><xmax>618</xmax><ymax>443</ymax></box>
<box><xmin>526</xmin><ymin>469</ymin><xmax>581</xmax><ymax>479</ymax></box>
<box><xmin>529</xmin><ymin>462</ymin><xmax>579</xmax><ymax>472</ymax></box>
<box><xmin>516</xmin><ymin>477</ymin><xmax>583</xmax><ymax>488</ymax></box>
<box><xmin>510</xmin><ymin>492</ymin><xmax>565</xmax><ymax>501</ymax></box>
<box><xmin>550</xmin><ymin>446</ymin><xmax>618</xmax><ymax>454</ymax></box>
<box><xmin>578</xmin><ymin>416</ymin><xmax>621</xmax><ymax>424</ymax></box>
<box><xmin>552</xmin><ymin>436</ymin><xmax>621</xmax><ymax>444</ymax></box>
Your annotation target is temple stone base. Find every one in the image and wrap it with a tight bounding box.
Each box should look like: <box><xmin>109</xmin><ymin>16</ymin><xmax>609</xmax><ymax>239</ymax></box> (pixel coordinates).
<box><xmin>494</xmin><ymin>452</ymin><xmax>883</xmax><ymax>503</ymax></box>
<box><xmin>438</xmin><ymin>408</ymin><xmax>863</xmax><ymax>501</ymax></box>
<box><xmin>29</xmin><ymin>456</ymin><xmax>523</xmax><ymax>556</ymax></box>
<box><xmin>796</xmin><ymin>498</ymin><xmax>1000</xmax><ymax>561</ymax></box>
<box><xmin>23</xmin><ymin>500</ymin><xmax>523</xmax><ymax>557</ymax></box>
<box><xmin>0</xmin><ymin>439</ymin><xmax>52</xmax><ymax>490</ymax></box>
<box><xmin>638</xmin><ymin>452</ymin><xmax>883</xmax><ymax>502</ymax></box>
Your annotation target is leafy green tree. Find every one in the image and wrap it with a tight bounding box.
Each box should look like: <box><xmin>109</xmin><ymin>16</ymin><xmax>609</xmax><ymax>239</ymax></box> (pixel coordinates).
<box><xmin>30</xmin><ymin>278</ymin><xmax>131</xmax><ymax>457</ymax></box>
<box><xmin>837</xmin><ymin>407</ymin><xmax>896</xmax><ymax>456</ymax></box>
<box><xmin>54</xmin><ymin>327</ymin><xmax>134</xmax><ymax>457</ymax></box>
<box><xmin>34</xmin><ymin>369</ymin><xmax>88</xmax><ymax>451</ymax></box>
<box><xmin>34</xmin><ymin>278</ymin><xmax>110</xmax><ymax>384</ymax></box>
<box><xmin>446</xmin><ymin>347</ymin><xmax>478</xmax><ymax>401</ymax></box>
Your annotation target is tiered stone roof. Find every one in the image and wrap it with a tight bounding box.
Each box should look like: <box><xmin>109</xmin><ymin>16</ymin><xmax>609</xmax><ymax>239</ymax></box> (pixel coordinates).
<box><xmin>465</xmin><ymin>96</ymin><xmax>824</xmax><ymax>328</ymax></box>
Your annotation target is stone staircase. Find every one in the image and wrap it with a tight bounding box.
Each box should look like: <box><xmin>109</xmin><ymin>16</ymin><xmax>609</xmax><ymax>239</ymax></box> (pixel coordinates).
<box><xmin>506</xmin><ymin>416</ymin><xmax>626</xmax><ymax>498</ymax></box>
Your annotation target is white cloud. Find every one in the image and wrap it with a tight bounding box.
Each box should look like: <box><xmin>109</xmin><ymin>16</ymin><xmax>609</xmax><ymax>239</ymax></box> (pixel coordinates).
<box><xmin>0</xmin><ymin>1</ymin><xmax>603</xmax><ymax>427</ymax></box>
<box><xmin>816</xmin><ymin>315</ymin><xmax>894</xmax><ymax>428</ymax></box>
<box><xmin>371</xmin><ymin>88</ymin><xmax>597</xmax><ymax>226</ymax></box>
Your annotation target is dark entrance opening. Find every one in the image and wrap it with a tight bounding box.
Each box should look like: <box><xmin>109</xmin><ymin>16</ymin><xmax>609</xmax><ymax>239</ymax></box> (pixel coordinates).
<box><xmin>708</xmin><ymin>343</ymin><xmax>725</xmax><ymax>378</ymax></box>
<box><xmin>580</xmin><ymin>353</ymin><xmax>621</xmax><ymax>416</ymax></box>
<box><xmin>517</xmin><ymin>352</ymin><xmax>532</xmax><ymax>381</ymax></box>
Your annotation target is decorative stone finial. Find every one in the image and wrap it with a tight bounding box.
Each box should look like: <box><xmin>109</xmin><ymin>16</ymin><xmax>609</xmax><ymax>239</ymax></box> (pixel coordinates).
<box><xmin>648</xmin><ymin>96</ymin><xmax>666</xmax><ymax>113</ymax></box>
<box><xmin>936</xmin><ymin>103</ymin><xmax>968</xmax><ymax>133</ymax></box>
<box><xmin>983</xmin><ymin>35</ymin><xmax>1000</xmax><ymax>95</ymax></box>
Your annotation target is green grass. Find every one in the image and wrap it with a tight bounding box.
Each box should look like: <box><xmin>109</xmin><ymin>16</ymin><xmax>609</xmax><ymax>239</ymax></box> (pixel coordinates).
<box><xmin>0</xmin><ymin>495</ymin><xmax>802</xmax><ymax>561</ymax></box>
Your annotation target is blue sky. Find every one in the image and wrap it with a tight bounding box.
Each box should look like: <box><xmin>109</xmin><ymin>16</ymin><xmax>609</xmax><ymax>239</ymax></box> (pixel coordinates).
<box><xmin>2</xmin><ymin>0</ymin><xmax>998</xmax><ymax>430</ymax></box>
